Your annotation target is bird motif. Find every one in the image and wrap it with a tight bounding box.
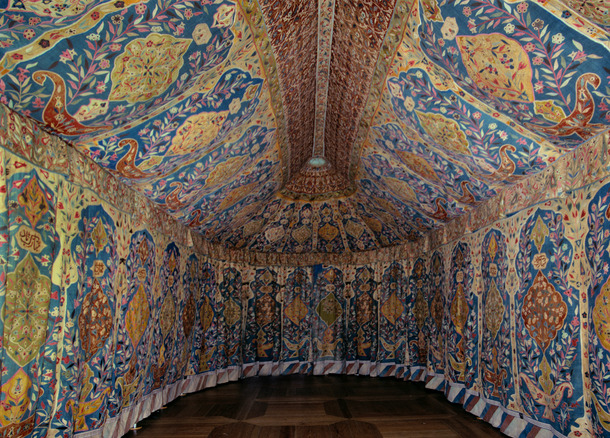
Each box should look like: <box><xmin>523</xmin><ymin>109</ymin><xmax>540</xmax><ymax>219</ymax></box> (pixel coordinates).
<box><xmin>526</xmin><ymin>73</ymin><xmax>605</xmax><ymax>140</ymax></box>
<box><xmin>115</xmin><ymin>139</ymin><xmax>148</xmax><ymax>179</ymax></box>
<box><xmin>380</xmin><ymin>338</ymin><xmax>399</xmax><ymax>359</ymax></box>
<box><xmin>430</xmin><ymin>197</ymin><xmax>449</xmax><ymax>221</ymax></box>
<box><xmin>454</xmin><ymin>180</ymin><xmax>477</xmax><ymax>205</ymax></box>
<box><xmin>165</xmin><ymin>181</ymin><xmax>187</xmax><ymax>211</ymax></box>
<box><xmin>32</xmin><ymin>71</ymin><xmax>110</xmax><ymax>136</ymax></box>
<box><xmin>475</xmin><ymin>144</ymin><xmax>518</xmax><ymax>183</ymax></box>
<box><xmin>519</xmin><ymin>372</ymin><xmax>573</xmax><ymax>420</ymax></box>
<box><xmin>188</xmin><ymin>209</ymin><xmax>207</xmax><ymax>229</ymax></box>
<box><xmin>449</xmin><ymin>338</ymin><xmax>471</xmax><ymax>382</ymax></box>
<box><xmin>483</xmin><ymin>347</ymin><xmax>507</xmax><ymax>398</ymax></box>
<box><xmin>283</xmin><ymin>338</ymin><xmax>307</xmax><ymax>358</ymax></box>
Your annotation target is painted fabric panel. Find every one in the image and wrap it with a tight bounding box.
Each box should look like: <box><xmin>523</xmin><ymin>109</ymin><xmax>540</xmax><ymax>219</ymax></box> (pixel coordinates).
<box><xmin>446</xmin><ymin>242</ymin><xmax>477</xmax><ymax>389</ymax></box>
<box><xmin>427</xmin><ymin>251</ymin><xmax>446</xmax><ymax>377</ymax></box>
<box><xmin>121</xmin><ymin>230</ymin><xmax>156</xmax><ymax>407</ymax></box>
<box><xmin>378</xmin><ymin>262</ymin><xmax>408</xmax><ymax>375</ymax></box>
<box><xmin>346</xmin><ymin>266</ymin><xmax>378</xmax><ymax>366</ymax></box>
<box><xmin>481</xmin><ymin>229</ymin><xmax>512</xmax><ymax>406</ymax></box>
<box><xmin>407</xmin><ymin>258</ymin><xmax>429</xmax><ymax>368</ymax></box>
<box><xmin>515</xmin><ymin>209</ymin><xmax>582</xmax><ymax>434</ymax></box>
<box><xmin>218</xmin><ymin>267</ymin><xmax>242</xmax><ymax>369</ymax></box>
<box><xmin>281</xmin><ymin>267</ymin><xmax>313</xmax><ymax>369</ymax></box>
<box><xmin>586</xmin><ymin>183</ymin><xmax>610</xmax><ymax>436</ymax></box>
<box><xmin>0</xmin><ymin>158</ymin><xmax>60</xmax><ymax>437</ymax></box>
<box><xmin>244</xmin><ymin>268</ymin><xmax>281</xmax><ymax>364</ymax></box>
<box><xmin>197</xmin><ymin>262</ymin><xmax>218</xmax><ymax>374</ymax></box>
<box><xmin>72</xmin><ymin>205</ymin><xmax>117</xmax><ymax>432</ymax></box>
<box><xmin>150</xmin><ymin>243</ymin><xmax>180</xmax><ymax>390</ymax></box>
<box><xmin>312</xmin><ymin>265</ymin><xmax>346</xmax><ymax>368</ymax></box>
<box><xmin>183</xmin><ymin>254</ymin><xmax>200</xmax><ymax>377</ymax></box>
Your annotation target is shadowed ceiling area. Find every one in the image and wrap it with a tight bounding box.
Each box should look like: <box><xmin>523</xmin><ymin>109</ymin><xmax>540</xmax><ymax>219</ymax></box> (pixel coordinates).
<box><xmin>1</xmin><ymin>0</ymin><xmax>609</xmax><ymax>253</ymax></box>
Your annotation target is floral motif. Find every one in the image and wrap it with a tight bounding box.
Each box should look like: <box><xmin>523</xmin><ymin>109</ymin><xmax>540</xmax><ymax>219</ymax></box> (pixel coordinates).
<box><xmin>78</xmin><ymin>279</ymin><xmax>113</xmax><ymax>361</ymax></box>
<box><xmin>213</xmin><ymin>4</ymin><xmax>235</xmax><ymax>28</ymax></box>
<box><xmin>531</xmin><ymin>215</ymin><xmax>550</xmax><ymax>253</ymax></box>
<box><xmin>563</xmin><ymin>0</ymin><xmax>610</xmax><ymax>27</ymax></box>
<box><xmin>5</xmin><ymin>254</ymin><xmax>51</xmax><ymax>366</ymax></box>
<box><xmin>126</xmin><ymin>284</ymin><xmax>150</xmax><ymax>346</ymax></box>
<box><xmin>397</xmin><ymin>151</ymin><xmax>441</xmax><ymax>183</ymax></box>
<box><xmin>200</xmin><ymin>297</ymin><xmax>214</xmax><ymax>332</ymax></box>
<box><xmin>431</xmin><ymin>290</ymin><xmax>444</xmax><ymax>330</ymax></box>
<box><xmin>317</xmin><ymin>293</ymin><xmax>342</xmax><ymax>327</ymax></box>
<box><xmin>356</xmin><ymin>293</ymin><xmax>373</xmax><ymax>325</ymax></box>
<box><xmin>535</xmin><ymin>100</ymin><xmax>567</xmax><ymax>123</ymax></box>
<box><xmin>413</xmin><ymin>290</ymin><xmax>429</xmax><ymax>329</ymax></box>
<box><xmin>484</xmin><ymin>281</ymin><xmax>504</xmax><ymax>339</ymax></box>
<box><xmin>159</xmin><ymin>294</ymin><xmax>176</xmax><ymax>337</ymax></box>
<box><xmin>593</xmin><ymin>277</ymin><xmax>610</xmax><ymax>351</ymax></box>
<box><xmin>137</xmin><ymin>238</ymin><xmax>149</xmax><ymax>263</ymax></box>
<box><xmin>381</xmin><ymin>292</ymin><xmax>404</xmax><ymax>325</ymax></box>
<box><xmin>17</xmin><ymin>178</ymin><xmax>49</xmax><ymax>229</ymax></box>
<box><xmin>488</xmin><ymin>235</ymin><xmax>498</xmax><ymax>261</ymax></box>
<box><xmin>285</xmin><ymin>296</ymin><xmax>308</xmax><ymax>325</ymax></box>
<box><xmin>416</xmin><ymin>111</ymin><xmax>470</xmax><ymax>155</ymax></box>
<box><xmin>205</xmin><ymin>156</ymin><xmax>248</xmax><ymax>188</ymax></box>
<box><xmin>441</xmin><ymin>17</ymin><xmax>458</xmax><ymax>40</ymax></box>
<box><xmin>450</xmin><ymin>284</ymin><xmax>468</xmax><ymax>336</ymax></box>
<box><xmin>318</xmin><ymin>223</ymin><xmax>339</xmax><ymax>242</ymax></box>
<box><xmin>109</xmin><ymin>34</ymin><xmax>191</xmax><ymax>103</ymax></box>
<box><xmin>192</xmin><ymin>23</ymin><xmax>212</xmax><ymax>45</ymax></box>
<box><xmin>182</xmin><ymin>294</ymin><xmax>196</xmax><ymax>338</ymax></box>
<box><xmin>168</xmin><ymin>111</ymin><xmax>229</xmax><ymax>156</ymax></box>
<box><xmin>456</xmin><ymin>34</ymin><xmax>534</xmax><ymax>102</ymax></box>
<box><xmin>522</xmin><ymin>271</ymin><xmax>567</xmax><ymax>351</ymax></box>
<box><xmin>0</xmin><ymin>369</ymin><xmax>32</xmax><ymax>428</ymax></box>
<box><xmin>91</xmin><ymin>220</ymin><xmax>108</xmax><ymax>255</ymax></box>
<box><xmin>255</xmin><ymin>294</ymin><xmax>276</xmax><ymax>327</ymax></box>
<box><xmin>16</xmin><ymin>0</ymin><xmax>94</xmax><ymax>17</ymax></box>
<box><xmin>224</xmin><ymin>299</ymin><xmax>240</xmax><ymax>326</ymax></box>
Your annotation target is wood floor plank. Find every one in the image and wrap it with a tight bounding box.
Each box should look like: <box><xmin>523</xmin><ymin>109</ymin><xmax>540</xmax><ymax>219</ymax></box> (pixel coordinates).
<box><xmin>122</xmin><ymin>375</ymin><xmax>506</xmax><ymax>438</ymax></box>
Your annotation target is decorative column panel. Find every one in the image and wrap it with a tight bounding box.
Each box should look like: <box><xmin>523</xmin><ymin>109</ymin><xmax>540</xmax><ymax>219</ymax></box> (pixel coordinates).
<box><xmin>73</xmin><ymin>205</ymin><xmax>117</xmax><ymax>432</ymax></box>
<box><xmin>406</xmin><ymin>258</ymin><xmax>429</xmax><ymax>381</ymax></box>
<box><xmin>243</xmin><ymin>267</ymin><xmax>281</xmax><ymax>376</ymax></box>
<box><xmin>346</xmin><ymin>265</ymin><xmax>378</xmax><ymax>376</ymax></box>
<box><xmin>479</xmin><ymin>229</ymin><xmax>512</xmax><ymax>411</ymax></box>
<box><xmin>217</xmin><ymin>266</ymin><xmax>243</xmax><ymax>382</ymax></box>
<box><xmin>312</xmin><ymin>265</ymin><xmax>346</xmax><ymax>375</ymax></box>
<box><xmin>515</xmin><ymin>208</ymin><xmax>582</xmax><ymax>435</ymax></box>
<box><xmin>445</xmin><ymin>242</ymin><xmax>476</xmax><ymax>403</ymax></box>
<box><xmin>425</xmin><ymin>250</ymin><xmax>446</xmax><ymax>391</ymax></box>
<box><xmin>0</xmin><ymin>155</ymin><xmax>61</xmax><ymax>436</ymax></box>
<box><xmin>377</xmin><ymin>262</ymin><xmax>407</xmax><ymax>377</ymax></box>
<box><xmin>280</xmin><ymin>267</ymin><xmax>313</xmax><ymax>375</ymax></box>
<box><xmin>586</xmin><ymin>181</ymin><xmax>610</xmax><ymax>436</ymax></box>
<box><xmin>183</xmin><ymin>255</ymin><xmax>201</xmax><ymax>379</ymax></box>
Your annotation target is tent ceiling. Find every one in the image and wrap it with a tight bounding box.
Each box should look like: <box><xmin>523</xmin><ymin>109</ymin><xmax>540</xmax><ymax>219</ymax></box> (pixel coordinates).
<box><xmin>1</xmin><ymin>0</ymin><xmax>609</xmax><ymax>253</ymax></box>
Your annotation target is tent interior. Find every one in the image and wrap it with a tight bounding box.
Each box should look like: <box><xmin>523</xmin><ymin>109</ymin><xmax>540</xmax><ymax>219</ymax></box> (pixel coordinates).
<box><xmin>1</xmin><ymin>0</ymin><xmax>610</xmax><ymax>436</ymax></box>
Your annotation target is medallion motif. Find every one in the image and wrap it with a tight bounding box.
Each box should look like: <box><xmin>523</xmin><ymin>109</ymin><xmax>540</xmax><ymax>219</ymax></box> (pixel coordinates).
<box><xmin>522</xmin><ymin>271</ymin><xmax>567</xmax><ymax>351</ymax></box>
<box><xmin>5</xmin><ymin>254</ymin><xmax>51</xmax><ymax>366</ymax></box>
<box><xmin>109</xmin><ymin>34</ymin><xmax>191</xmax><ymax>103</ymax></box>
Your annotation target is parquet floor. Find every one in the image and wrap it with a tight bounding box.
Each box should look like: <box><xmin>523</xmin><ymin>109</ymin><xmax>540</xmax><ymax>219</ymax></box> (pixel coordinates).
<box><xmin>123</xmin><ymin>375</ymin><xmax>506</xmax><ymax>437</ymax></box>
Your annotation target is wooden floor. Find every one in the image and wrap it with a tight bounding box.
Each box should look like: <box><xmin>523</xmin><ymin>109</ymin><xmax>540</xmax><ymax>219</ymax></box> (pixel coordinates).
<box><xmin>123</xmin><ymin>375</ymin><xmax>506</xmax><ymax>437</ymax></box>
